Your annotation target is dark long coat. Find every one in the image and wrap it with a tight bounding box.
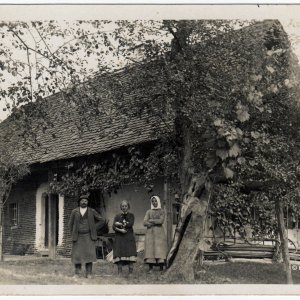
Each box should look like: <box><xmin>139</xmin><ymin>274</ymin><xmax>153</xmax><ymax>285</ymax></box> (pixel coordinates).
<box><xmin>68</xmin><ymin>207</ymin><xmax>105</xmax><ymax>264</ymax></box>
<box><xmin>112</xmin><ymin>212</ymin><xmax>137</xmax><ymax>263</ymax></box>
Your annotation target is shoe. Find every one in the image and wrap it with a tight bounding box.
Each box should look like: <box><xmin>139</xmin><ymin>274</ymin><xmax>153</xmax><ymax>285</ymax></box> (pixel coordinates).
<box><xmin>85</xmin><ymin>274</ymin><xmax>94</xmax><ymax>279</ymax></box>
<box><xmin>72</xmin><ymin>274</ymin><xmax>80</xmax><ymax>279</ymax></box>
<box><xmin>147</xmin><ymin>269</ymin><xmax>153</xmax><ymax>274</ymax></box>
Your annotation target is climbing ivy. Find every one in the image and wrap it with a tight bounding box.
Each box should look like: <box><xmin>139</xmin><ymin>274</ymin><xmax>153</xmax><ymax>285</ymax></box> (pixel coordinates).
<box><xmin>49</xmin><ymin>141</ymin><xmax>178</xmax><ymax>197</ymax></box>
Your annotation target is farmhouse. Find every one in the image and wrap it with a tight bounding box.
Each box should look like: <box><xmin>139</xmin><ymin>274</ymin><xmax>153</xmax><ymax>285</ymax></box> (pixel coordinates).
<box><xmin>1</xmin><ymin>19</ymin><xmax>299</xmax><ymax>259</ymax></box>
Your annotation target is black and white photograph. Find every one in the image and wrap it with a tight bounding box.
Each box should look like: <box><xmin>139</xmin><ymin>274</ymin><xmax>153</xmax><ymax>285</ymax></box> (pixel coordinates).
<box><xmin>0</xmin><ymin>3</ymin><xmax>300</xmax><ymax>295</ymax></box>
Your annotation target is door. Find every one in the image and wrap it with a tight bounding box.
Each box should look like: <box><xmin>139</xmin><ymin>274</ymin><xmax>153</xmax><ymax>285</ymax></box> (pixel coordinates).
<box><xmin>43</xmin><ymin>193</ymin><xmax>59</xmax><ymax>249</ymax></box>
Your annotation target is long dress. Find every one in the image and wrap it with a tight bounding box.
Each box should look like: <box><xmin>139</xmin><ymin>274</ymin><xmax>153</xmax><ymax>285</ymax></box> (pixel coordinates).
<box><xmin>143</xmin><ymin>208</ymin><xmax>168</xmax><ymax>264</ymax></box>
<box><xmin>112</xmin><ymin>212</ymin><xmax>137</xmax><ymax>263</ymax></box>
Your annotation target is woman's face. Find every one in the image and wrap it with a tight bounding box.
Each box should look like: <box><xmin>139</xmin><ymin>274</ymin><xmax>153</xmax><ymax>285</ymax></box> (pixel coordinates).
<box><xmin>151</xmin><ymin>198</ymin><xmax>158</xmax><ymax>208</ymax></box>
<box><xmin>121</xmin><ymin>202</ymin><xmax>129</xmax><ymax>213</ymax></box>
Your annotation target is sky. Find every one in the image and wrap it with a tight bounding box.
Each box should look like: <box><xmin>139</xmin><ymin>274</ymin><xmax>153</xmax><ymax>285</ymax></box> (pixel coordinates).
<box><xmin>0</xmin><ymin>5</ymin><xmax>300</xmax><ymax>120</ymax></box>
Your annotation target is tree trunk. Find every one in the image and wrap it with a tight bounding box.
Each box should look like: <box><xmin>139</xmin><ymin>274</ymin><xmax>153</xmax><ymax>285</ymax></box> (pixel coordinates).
<box><xmin>165</xmin><ymin>174</ymin><xmax>211</xmax><ymax>281</ymax></box>
<box><xmin>164</xmin><ymin>108</ymin><xmax>213</xmax><ymax>281</ymax></box>
<box><xmin>275</xmin><ymin>198</ymin><xmax>293</xmax><ymax>284</ymax></box>
<box><xmin>0</xmin><ymin>187</ymin><xmax>10</xmax><ymax>263</ymax></box>
<box><xmin>0</xmin><ymin>200</ymin><xmax>3</xmax><ymax>262</ymax></box>
<box><xmin>178</xmin><ymin>119</ymin><xmax>194</xmax><ymax>194</ymax></box>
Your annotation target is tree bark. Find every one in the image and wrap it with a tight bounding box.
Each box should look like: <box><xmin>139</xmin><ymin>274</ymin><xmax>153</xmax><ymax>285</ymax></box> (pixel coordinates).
<box><xmin>0</xmin><ymin>200</ymin><xmax>3</xmax><ymax>262</ymax></box>
<box><xmin>275</xmin><ymin>198</ymin><xmax>293</xmax><ymax>284</ymax></box>
<box><xmin>178</xmin><ymin>119</ymin><xmax>194</xmax><ymax>194</ymax></box>
<box><xmin>165</xmin><ymin>174</ymin><xmax>211</xmax><ymax>281</ymax></box>
<box><xmin>0</xmin><ymin>187</ymin><xmax>10</xmax><ymax>263</ymax></box>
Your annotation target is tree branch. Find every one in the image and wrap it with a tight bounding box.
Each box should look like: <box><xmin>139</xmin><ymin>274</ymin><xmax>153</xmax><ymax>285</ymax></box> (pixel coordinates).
<box><xmin>32</xmin><ymin>22</ymin><xmax>54</xmax><ymax>57</ymax></box>
<box><xmin>8</xmin><ymin>27</ymin><xmax>51</xmax><ymax>61</ymax></box>
<box><xmin>26</xmin><ymin>48</ymin><xmax>33</xmax><ymax>102</ymax></box>
<box><xmin>2</xmin><ymin>183</ymin><xmax>12</xmax><ymax>206</ymax></box>
<box><xmin>166</xmin><ymin>25</ymin><xmax>184</xmax><ymax>54</ymax></box>
<box><xmin>52</xmin><ymin>30</ymin><xmax>112</xmax><ymax>56</ymax></box>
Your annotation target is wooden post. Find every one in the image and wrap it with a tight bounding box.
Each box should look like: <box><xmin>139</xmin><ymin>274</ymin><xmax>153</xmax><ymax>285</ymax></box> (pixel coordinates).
<box><xmin>0</xmin><ymin>200</ymin><xmax>3</xmax><ymax>262</ymax></box>
<box><xmin>48</xmin><ymin>194</ymin><xmax>57</xmax><ymax>259</ymax></box>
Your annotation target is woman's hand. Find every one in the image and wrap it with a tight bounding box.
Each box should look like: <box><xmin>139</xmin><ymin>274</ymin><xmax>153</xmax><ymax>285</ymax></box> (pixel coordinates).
<box><xmin>115</xmin><ymin>222</ymin><xmax>123</xmax><ymax>227</ymax></box>
<box><xmin>119</xmin><ymin>228</ymin><xmax>127</xmax><ymax>234</ymax></box>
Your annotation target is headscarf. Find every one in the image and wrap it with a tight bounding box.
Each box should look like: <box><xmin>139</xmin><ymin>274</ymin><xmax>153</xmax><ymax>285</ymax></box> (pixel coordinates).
<box><xmin>150</xmin><ymin>196</ymin><xmax>161</xmax><ymax>210</ymax></box>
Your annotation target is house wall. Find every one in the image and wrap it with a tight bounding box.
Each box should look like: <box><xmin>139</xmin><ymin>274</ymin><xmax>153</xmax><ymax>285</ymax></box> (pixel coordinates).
<box><xmin>3</xmin><ymin>167</ymin><xmax>169</xmax><ymax>257</ymax></box>
<box><xmin>3</xmin><ymin>171</ymin><xmax>78</xmax><ymax>257</ymax></box>
<box><xmin>56</xmin><ymin>194</ymin><xmax>77</xmax><ymax>257</ymax></box>
<box><xmin>103</xmin><ymin>178</ymin><xmax>165</xmax><ymax>234</ymax></box>
<box><xmin>56</xmin><ymin>179</ymin><xmax>166</xmax><ymax>257</ymax></box>
<box><xmin>3</xmin><ymin>172</ymin><xmax>47</xmax><ymax>255</ymax></box>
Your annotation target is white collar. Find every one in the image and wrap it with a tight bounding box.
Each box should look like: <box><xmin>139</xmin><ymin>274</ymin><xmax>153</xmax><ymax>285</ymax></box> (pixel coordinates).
<box><xmin>80</xmin><ymin>207</ymin><xmax>87</xmax><ymax>216</ymax></box>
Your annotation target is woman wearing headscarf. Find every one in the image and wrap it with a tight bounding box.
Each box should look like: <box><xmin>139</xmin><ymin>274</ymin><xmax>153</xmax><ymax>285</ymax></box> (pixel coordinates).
<box><xmin>143</xmin><ymin>195</ymin><xmax>168</xmax><ymax>273</ymax></box>
<box><xmin>112</xmin><ymin>200</ymin><xmax>137</xmax><ymax>275</ymax></box>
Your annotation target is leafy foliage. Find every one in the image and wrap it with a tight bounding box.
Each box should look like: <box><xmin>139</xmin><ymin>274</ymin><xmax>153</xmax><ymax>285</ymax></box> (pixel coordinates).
<box><xmin>1</xmin><ymin>19</ymin><xmax>300</xmax><ymax>239</ymax></box>
<box><xmin>0</xmin><ymin>141</ymin><xmax>29</xmax><ymax>205</ymax></box>
<box><xmin>49</xmin><ymin>142</ymin><xmax>178</xmax><ymax>197</ymax></box>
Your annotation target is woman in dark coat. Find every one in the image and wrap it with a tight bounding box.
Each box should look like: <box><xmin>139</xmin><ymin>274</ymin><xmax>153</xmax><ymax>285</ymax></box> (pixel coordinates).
<box><xmin>112</xmin><ymin>200</ymin><xmax>137</xmax><ymax>275</ymax></box>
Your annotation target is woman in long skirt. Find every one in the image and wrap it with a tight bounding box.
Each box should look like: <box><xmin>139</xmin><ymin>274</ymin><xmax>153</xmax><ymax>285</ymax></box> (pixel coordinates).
<box><xmin>113</xmin><ymin>200</ymin><xmax>137</xmax><ymax>275</ymax></box>
<box><xmin>143</xmin><ymin>195</ymin><xmax>168</xmax><ymax>274</ymax></box>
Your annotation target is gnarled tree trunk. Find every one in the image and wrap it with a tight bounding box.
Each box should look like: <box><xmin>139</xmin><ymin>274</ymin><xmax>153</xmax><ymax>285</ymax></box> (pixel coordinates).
<box><xmin>275</xmin><ymin>198</ymin><xmax>293</xmax><ymax>284</ymax></box>
<box><xmin>165</xmin><ymin>174</ymin><xmax>211</xmax><ymax>281</ymax></box>
<box><xmin>0</xmin><ymin>200</ymin><xmax>3</xmax><ymax>262</ymax></box>
<box><xmin>164</xmin><ymin>106</ymin><xmax>213</xmax><ymax>280</ymax></box>
<box><xmin>0</xmin><ymin>185</ymin><xmax>12</xmax><ymax>262</ymax></box>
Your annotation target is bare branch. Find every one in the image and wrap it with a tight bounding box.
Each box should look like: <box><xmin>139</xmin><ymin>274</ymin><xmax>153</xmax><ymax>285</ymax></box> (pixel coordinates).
<box><xmin>26</xmin><ymin>49</ymin><xmax>33</xmax><ymax>102</ymax></box>
<box><xmin>8</xmin><ymin>27</ymin><xmax>51</xmax><ymax>61</ymax></box>
<box><xmin>32</xmin><ymin>22</ymin><xmax>54</xmax><ymax>57</ymax></box>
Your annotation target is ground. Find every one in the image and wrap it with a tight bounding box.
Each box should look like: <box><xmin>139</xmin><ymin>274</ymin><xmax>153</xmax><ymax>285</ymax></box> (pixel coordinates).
<box><xmin>0</xmin><ymin>255</ymin><xmax>300</xmax><ymax>285</ymax></box>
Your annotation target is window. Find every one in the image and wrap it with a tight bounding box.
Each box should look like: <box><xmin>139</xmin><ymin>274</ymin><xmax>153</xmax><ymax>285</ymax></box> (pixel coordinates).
<box><xmin>9</xmin><ymin>203</ymin><xmax>18</xmax><ymax>227</ymax></box>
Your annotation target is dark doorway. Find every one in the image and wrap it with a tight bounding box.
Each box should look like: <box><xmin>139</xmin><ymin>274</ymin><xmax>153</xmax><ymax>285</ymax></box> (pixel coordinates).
<box><xmin>44</xmin><ymin>193</ymin><xmax>59</xmax><ymax>248</ymax></box>
<box><xmin>44</xmin><ymin>194</ymin><xmax>49</xmax><ymax>248</ymax></box>
<box><xmin>89</xmin><ymin>190</ymin><xmax>105</xmax><ymax>216</ymax></box>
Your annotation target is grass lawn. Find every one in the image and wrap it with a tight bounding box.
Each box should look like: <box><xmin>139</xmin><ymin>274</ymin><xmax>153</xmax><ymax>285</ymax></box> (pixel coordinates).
<box><xmin>0</xmin><ymin>256</ymin><xmax>299</xmax><ymax>284</ymax></box>
<box><xmin>200</xmin><ymin>260</ymin><xmax>300</xmax><ymax>284</ymax></box>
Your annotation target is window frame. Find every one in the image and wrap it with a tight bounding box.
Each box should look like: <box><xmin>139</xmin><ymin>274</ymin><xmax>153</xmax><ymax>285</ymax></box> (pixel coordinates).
<box><xmin>9</xmin><ymin>202</ymin><xmax>19</xmax><ymax>228</ymax></box>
